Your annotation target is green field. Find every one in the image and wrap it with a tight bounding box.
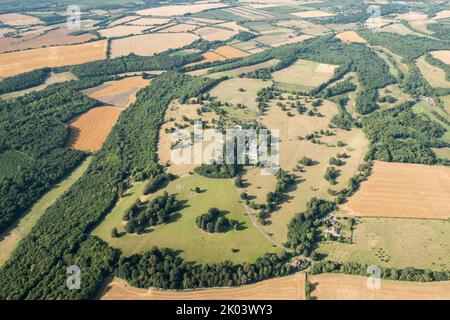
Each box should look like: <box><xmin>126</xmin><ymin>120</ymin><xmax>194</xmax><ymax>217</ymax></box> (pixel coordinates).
<box><xmin>0</xmin><ymin>157</ymin><xmax>92</xmax><ymax>266</ymax></box>
<box><xmin>318</xmin><ymin>217</ymin><xmax>450</xmax><ymax>271</ymax></box>
<box><xmin>92</xmin><ymin>174</ymin><xmax>281</xmax><ymax>264</ymax></box>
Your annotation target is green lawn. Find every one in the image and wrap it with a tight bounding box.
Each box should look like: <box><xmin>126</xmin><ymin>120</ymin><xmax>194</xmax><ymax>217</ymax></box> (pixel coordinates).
<box><xmin>317</xmin><ymin>217</ymin><xmax>450</xmax><ymax>271</ymax></box>
<box><xmin>92</xmin><ymin>174</ymin><xmax>281</xmax><ymax>264</ymax></box>
<box><xmin>0</xmin><ymin>157</ymin><xmax>92</xmax><ymax>266</ymax></box>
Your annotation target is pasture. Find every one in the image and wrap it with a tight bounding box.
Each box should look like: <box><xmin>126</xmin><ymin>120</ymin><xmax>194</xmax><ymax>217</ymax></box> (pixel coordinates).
<box><xmin>67</xmin><ymin>107</ymin><xmax>123</xmax><ymax>153</ymax></box>
<box><xmin>0</xmin><ymin>40</ymin><xmax>107</xmax><ymax>77</ymax></box>
<box><xmin>258</xmin><ymin>97</ymin><xmax>369</xmax><ymax>243</ymax></box>
<box><xmin>92</xmin><ymin>174</ymin><xmax>281</xmax><ymax>264</ymax></box>
<box><xmin>343</xmin><ymin>161</ymin><xmax>450</xmax><ymax>220</ymax></box>
<box><xmin>318</xmin><ymin>215</ymin><xmax>450</xmax><ymax>271</ymax></box>
<box><xmin>310</xmin><ymin>274</ymin><xmax>450</xmax><ymax>300</ymax></box>
<box><xmin>272</xmin><ymin>59</ymin><xmax>338</xmax><ymax>91</ymax></box>
<box><xmin>209</xmin><ymin>78</ymin><xmax>272</xmax><ymax>115</ymax></box>
<box><xmin>99</xmin><ymin>273</ymin><xmax>306</xmax><ymax>300</ymax></box>
<box><xmin>110</xmin><ymin>33</ymin><xmax>198</xmax><ymax>58</ymax></box>
<box><xmin>0</xmin><ymin>157</ymin><xmax>92</xmax><ymax>266</ymax></box>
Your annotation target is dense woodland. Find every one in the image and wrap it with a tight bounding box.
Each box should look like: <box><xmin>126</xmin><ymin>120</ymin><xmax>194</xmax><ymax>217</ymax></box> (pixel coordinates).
<box><xmin>0</xmin><ymin>68</ymin><xmax>50</xmax><ymax>95</ymax></box>
<box><xmin>363</xmin><ymin>102</ymin><xmax>447</xmax><ymax>164</ymax></box>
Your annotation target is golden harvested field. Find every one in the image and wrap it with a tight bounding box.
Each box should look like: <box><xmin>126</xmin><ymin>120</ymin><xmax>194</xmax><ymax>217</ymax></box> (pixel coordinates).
<box><xmin>0</xmin><ymin>27</ymin><xmax>98</xmax><ymax>53</ymax></box>
<box><xmin>127</xmin><ymin>17</ymin><xmax>170</xmax><ymax>26</ymax></box>
<box><xmin>272</xmin><ymin>34</ymin><xmax>314</xmax><ymax>47</ymax></box>
<box><xmin>158</xmin><ymin>23</ymin><xmax>198</xmax><ymax>33</ymax></box>
<box><xmin>272</xmin><ymin>59</ymin><xmax>338</xmax><ymax>90</ymax></box>
<box><xmin>431</xmin><ymin>50</ymin><xmax>450</xmax><ymax>65</ymax></box>
<box><xmin>110</xmin><ymin>33</ymin><xmax>198</xmax><ymax>58</ymax></box>
<box><xmin>343</xmin><ymin>161</ymin><xmax>450</xmax><ymax>219</ymax></box>
<box><xmin>336</xmin><ymin>31</ymin><xmax>367</xmax><ymax>43</ymax></box>
<box><xmin>136</xmin><ymin>3</ymin><xmax>227</xmax><ymax>17</ymax></box>
<box><xmin>431</xmin><ymin>10</ymin><xmax>450</xmax><ymax>20</ymax></box>
<box><xmin>310</xmin><ymin>274</ymin><xmax>450</xmax><ymax>300</ymax></box>
<box><xmin>98</xmin><ymin>25</ymin><xmax>150</xmax><ymax>38</ymax></box>
<box><xmin>67</xmin><ymin>107</ymin><xmax>123</xmax><ymax>153</ymax></box>
<box><xmin>214</xmin><ymin>45</ymin><xmax>249</xmax><ymax>58</ymax></box>
<box><xmin>416</xmin><ymin>55</ymin><xmax>450</xmax><ymax>88</ymax></box>
<box><xmin>109</xmin><ymin>15</ymin><xmax>140</xmax><ymax>26</ymax></box>
<box><xmin>0</xmin><ymin>40</ymin><xmax>107</xmax><ymax>77</ymax></box>
<box><xmin>99</xmin><ymin>273</ymin><xmax>305</xmax><ymax>300</ymax></box>
<box><xmin>194</xmin><ymin>26</ymin><xmax>238</xmax><ymax>42</ymax></box>
<box><xmin>82</xmin><ymin>77</ymin><xmax>151</xmax><ymax>108</ymax></box>
<box><xmin>186</xmin><ymin>51</ymin><xmax>226</xmax><ymax>67</ymax></box>
<box><xmin>0</xmin><ymin>13</ymin><xmax>42</xmax><ymax>26</ymax></box>
<box><xmin>291</xmin><ymin>10</ymin><xmax>334</xmax><ymax>18</ymax></box>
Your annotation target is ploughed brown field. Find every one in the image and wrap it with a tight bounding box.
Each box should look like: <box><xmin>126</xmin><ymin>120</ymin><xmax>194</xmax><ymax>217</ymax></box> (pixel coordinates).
<box><xmin>99</xmin><ymin>273</ymin><xmax>306</xmax><ymax>300</ymax></box>
<box><xmin>0</xmin><ymin>40</ymin><xmax>107</xmax><ymax>77</ymax></box>
<box><xmin>310</xmin><ymin>274</ymin><xmax>450</xmax><ymax>300</ymax></box>
<box><xmin>342</xmin><ymin>161</ymin><xmax>450</xmax><ymax>219</ymax></box>
<box><xmin>67</xmin><ymin>107</ymin><xmax>123</xmax><ymax>152</ymax></box>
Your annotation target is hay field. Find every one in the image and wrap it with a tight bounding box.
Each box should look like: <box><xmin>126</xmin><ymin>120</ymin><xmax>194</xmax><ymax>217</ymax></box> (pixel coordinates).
<box><xmin>92</xmin><ymin>174</ymin><xmax>281</xmax><ymax>264</ymax></box>
<box><xmin>109</xmin><ymin>15</ymin><xmax>140</xmax><ymax>26</ymax></box>
<box><xmin>214</xmin><ymin>45</ymin><xmax>249</xmax><ymax>58</ymax></box>
<box><xmin>0</xmin><ymin>13</ymin><xmax>42</xmax><ymax>26</ymax></box>
<box><xmin>336</xmin><ymin>31</ymin><xmax>366</xmax><ymax>43</ymax></box>
<box><xmin>110</xmin><ymin>33</ymin><xmax>198</xmax><ymax>58</ymax></box>
<box><xmin>187</xmin><ymin>51</ymin><xmax>226</xmax><ymax>67</ymax></box>
<box><xmin>1</xmin><ymin>72</ymin><xmax>77</xmax><ymax>99</ymax></box>
<box><xmin>259</xmin><ymin>97</ymin><xmax>369</xmax><ymax>242</ymax></box>
<box><xmin>82</xmin><ymin>77</ymin><xmax>150</xmax><ymax>107</ymax></box>
<box><xmin>276</xmin><ymin>20</ymin><xmax>330</xmax><ymax>35</ymax></box>
<box><xmin>68</xmin><ymin>107</ymin><xmax>123</xmax><ymax>152</ymax></box>
<box><xmin>310</xmin><ymin>274</ymin><xmax>450</xmax><ymax>300</ymax></box>
<box><xmin>136</xmin><ymin>3</ymin><xmax>227</xmax><ymax>17</ymax></box>
<box><xmin>98</xmin><ymin>25</ymin><xmax>150</xmax><ymax>38</ymax></box>
<box><xmin>431</xmin><ymin>50</ymin><xmax>450</xmax><ymax>65</ymax></box>
<box><xmin>99</xmin><ymin>273</ymin><xmax>305</xmax><ymax>300</ymax></box>
<box><xmin>272</xmin><ymin>59</ymin><xmax>338</xmax><ymax>91</ymax></box>
<box><xmin>0</xmin><ymin>27</ymin><xmax>98</xmax><ymax>53</ymax></box>
<box><xmin>194</xmin><ymin>26</ymin><xmax>238</xmax><ymax>41</ymax></box>
<box><xmin>343</xmin><ymin>161</ymin><xmax>450</xmax><ymax>219</ymax></box>
<box><xmin>376</xmin><ymin>23</ymin><xmax>415</xmax><ymax>36</ymax></box>
<box><xmin>318</xmin><ymin>216</ymin><xmax>450</xmax><ymax>270</ymax></box>
<box><xmin>217</xmin><ymin>21</ymin><xmax>249</xmax><ymax>32</ymax></box>
<box><xmin>417</xmin><ymin>55</ymin><xmax>450</xmax><ymax>88</ymax></box>
<box><xmin>0</xmin><ymin>157</ymin><xmax>91</xmax><ymax>266</ymax></box>
<box><xmin>291</xmin><ymin>10</ymin><xmax>334</xmax><ymax>18</ymax></box>
<box><xmin>0</xmin><ymin>40</ymin><xmax>107</xmax><ymax>77</ymax></box>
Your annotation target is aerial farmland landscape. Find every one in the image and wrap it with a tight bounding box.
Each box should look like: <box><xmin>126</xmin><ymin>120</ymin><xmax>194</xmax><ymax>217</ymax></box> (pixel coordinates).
<box><xmin>0</xmin><ymin>0</ymin><xmax>449</xmax><ymax>307</ymax></box>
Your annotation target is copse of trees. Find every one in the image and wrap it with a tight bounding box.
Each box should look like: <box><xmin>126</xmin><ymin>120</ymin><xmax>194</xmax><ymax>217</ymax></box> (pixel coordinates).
<box><xmin>362</xmin><ymin>102</ymin><xmax>447</xmax><ymax>164</ymax></box>
<box><xmin>320</xmin><ymin>79</ymin><xmax>356</xmax><ymax>98</ymax></box>
<box><xmin>143</xmin><ymin>172</ymin><xmax>175</xmax><ymax>194</ymax></box>
<box><xmin>124</xmin><ymin>192</ymin><xmax>179</xmax><ymax>233</ymax></box>
<box><xmin>195</xmin><ymin>208</ymin><xmax>238</xmax><ymax>233</ymax></box>
<box><xmin>0</xmin><ymin>72</ymin><xmax>217</xmax><ymax>300</ymax></box>
<box><xmin>116</xmin><ymin>247</ymin><xmax>298</xmax><ymax>290</ymax></box>
<box><xmin>0</xmin><ymin>67</ymin><xmax>51</xmax><ymax>95</ymax></box>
